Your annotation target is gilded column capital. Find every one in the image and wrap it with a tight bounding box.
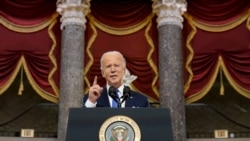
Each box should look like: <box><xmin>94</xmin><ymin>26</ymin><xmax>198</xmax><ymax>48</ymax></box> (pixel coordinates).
<box><xmin>56</xmin><ymin>0</ymin><xmax>91</xmax><ymax>29</ymax></box>
<box><xmin>152</xmin><ymin>0</ymin><xmax>187</xmax><ymax>28</ymax></box>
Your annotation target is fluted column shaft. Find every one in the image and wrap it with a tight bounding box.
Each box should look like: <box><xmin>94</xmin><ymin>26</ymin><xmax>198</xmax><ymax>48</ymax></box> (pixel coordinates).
<box><xmin>152</xmin><ymin>0</ymin><xmax>187</xmax><ymax>141</ymax></box>
<box><xmin>56</xmin><ymin>0</ymin><xmax>90</xmax><ymax>141</ymax></box>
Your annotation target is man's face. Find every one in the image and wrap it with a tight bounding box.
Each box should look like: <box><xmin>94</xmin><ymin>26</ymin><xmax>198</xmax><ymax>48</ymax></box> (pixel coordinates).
<box><xmin>101</xmin><ymin>53</ymin><xmax>125</xmax><ymax>88</ymax></box>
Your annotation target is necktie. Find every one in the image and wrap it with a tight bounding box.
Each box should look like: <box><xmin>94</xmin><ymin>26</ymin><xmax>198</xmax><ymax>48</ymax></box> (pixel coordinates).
<box><xmin>112</xmin><ymin>89</ymin><xmax>120</xmax><ymax>108</ymax></box>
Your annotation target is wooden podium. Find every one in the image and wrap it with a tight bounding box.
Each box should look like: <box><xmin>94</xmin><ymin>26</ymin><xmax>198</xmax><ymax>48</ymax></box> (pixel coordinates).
<box><xmin>65</xmin><ymin>108</ymin><xmax>174</xmax><ymax>141</ymax></box>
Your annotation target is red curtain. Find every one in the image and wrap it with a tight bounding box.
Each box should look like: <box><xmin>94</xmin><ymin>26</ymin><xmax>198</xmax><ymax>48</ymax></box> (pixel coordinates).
<box><xmin>0</xmin><ymin>0</ymin><xmax>56</xmax><ymax>25</ymax></box>
<box><xmin>0</xmin><ymin>0</ymin><xmax>159</xmax><ymax>103</ymax></box>
<box><xmin>1</xmin><ymin>0</ymin><xmax>249</xmax><ymax>104</ymax></box>
<box><xmin>0</xmin><ymin>0</ymin><xmax>60</xmax><ymax>103</ymax></box>
<box><xmin>187</xmin><ymin>0</ymin><xmax>249</xmax><ymax>24</ymax></box>
<box><xmin>184</xmin><ymin>0</ymin><xmax>250</xmax><ymax>103</ymax></box>
<box><xmin>84</xmin><ymin>0</ymin><xmax>159</xmax><ymax>102</ymax></box>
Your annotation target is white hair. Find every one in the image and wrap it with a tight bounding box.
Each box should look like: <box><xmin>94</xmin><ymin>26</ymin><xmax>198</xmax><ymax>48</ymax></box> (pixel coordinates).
<box><xmin>100</xmin><ymin>50</ymin><xmax>126</xmax><ymax>70</ymax></box>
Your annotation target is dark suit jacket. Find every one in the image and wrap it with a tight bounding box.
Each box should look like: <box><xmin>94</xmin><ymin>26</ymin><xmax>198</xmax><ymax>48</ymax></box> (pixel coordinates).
<box><xmin>83</xmin><ymin>86</ymin><xmax>150</xmax><ymax>107</ymax></box>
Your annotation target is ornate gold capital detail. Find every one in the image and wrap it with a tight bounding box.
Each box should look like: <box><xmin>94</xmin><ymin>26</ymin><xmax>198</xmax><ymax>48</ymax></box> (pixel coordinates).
<box><xmin>56</xmin><ymin>0</ymin><xmax>91</xmax><ymax>29</ymax></box>
<box><xmin>152</xmin><ymin>0</ymin><xmax>187</xmax><ymax>28</ymax></box>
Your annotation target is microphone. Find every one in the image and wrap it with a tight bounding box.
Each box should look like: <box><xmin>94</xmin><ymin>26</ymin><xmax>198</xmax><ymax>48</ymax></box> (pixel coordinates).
<box><xmin>108</xmin><ymin>86</ymin><xmax>117</xmax><ymax>99</ymax></box>
<box><xmin>108</xmin><ymin>86</ymin><xmax>120</xmax><ymax>107</ymax></box>
<box><xmin>121</xmin><ymin>86</ymin><xmax>131</xmax><ymax>104</ymax></box>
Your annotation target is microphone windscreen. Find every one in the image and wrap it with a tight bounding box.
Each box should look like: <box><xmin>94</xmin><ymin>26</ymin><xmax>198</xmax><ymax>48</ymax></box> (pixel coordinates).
<box><xmin>123</xmin><ymin>86</ymin><xmax>131</xmax><ymax>97</ymax></box>
<box><xmin>108</xmin><ymin>86</ymin><xmax>116</xmax><ymax>98</ymax></box>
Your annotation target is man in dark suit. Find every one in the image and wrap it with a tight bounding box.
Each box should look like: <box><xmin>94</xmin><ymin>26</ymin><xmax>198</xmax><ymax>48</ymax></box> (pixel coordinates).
<box><xmin>83</xmin><ymin>50</ymin><xmax>149</xmax><ymax>108</ymax></box>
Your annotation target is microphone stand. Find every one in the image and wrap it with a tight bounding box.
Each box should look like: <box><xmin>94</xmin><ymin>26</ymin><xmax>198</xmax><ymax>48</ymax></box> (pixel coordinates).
<box><xmin>112</xmin><ymin>95</ymin><xmax>121</xmax><ymax>108</ymax></box>
<box><xmin>119</xmin><ymin>86</ymin><xmax>131</xmax><ymax>107</ymax></box>
<box><xmin>109</xmin><ymin>86</ymin><xmax>130</xmax><ymax>108</ymax></box>
<box><xmin>118</xmin><ymin>102</ymin><xmax>121</xmax><ymax>108</ymax></box>
<box><xmin>115</xmin><ymin>96</ymin><xmax>124</xmax><ymax>108</ymax></box>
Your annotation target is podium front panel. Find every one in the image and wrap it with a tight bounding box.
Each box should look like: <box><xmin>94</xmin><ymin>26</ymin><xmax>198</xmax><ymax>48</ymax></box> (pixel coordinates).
<box><xmin>66</xmin><ymin>108</ymin><xmax>173</xmax><ymax>141</ymax></box>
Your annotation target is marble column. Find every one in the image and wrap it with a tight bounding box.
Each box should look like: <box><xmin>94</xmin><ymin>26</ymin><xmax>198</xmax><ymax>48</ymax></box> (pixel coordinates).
<box><xmin>152</xmin><ymin>0</ymin><xmax>187</xmax><ymax>141</ymax></box>
<box><xmin>56</xmin><ymin>0</ymin><xmax>90</xmax><ymax>141</ymax></box>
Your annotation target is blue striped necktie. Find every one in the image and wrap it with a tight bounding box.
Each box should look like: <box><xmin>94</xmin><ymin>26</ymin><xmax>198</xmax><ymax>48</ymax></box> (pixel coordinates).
<box><xmin>112</xmin><ymin>89</ymin><xmax>119</xmax><ymax>108</ymax></box>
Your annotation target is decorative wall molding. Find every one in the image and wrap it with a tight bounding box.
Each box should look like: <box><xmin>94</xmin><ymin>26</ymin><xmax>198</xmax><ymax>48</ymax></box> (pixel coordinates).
<box><xmin>56</xmin><ymin>0</ymin><xmax>91</xmax><ymax>29</ymax></box>
<box><xmin>152</xmin><ymin>0</ymin><xmax>187</xmax><ymax>28</ymax></box>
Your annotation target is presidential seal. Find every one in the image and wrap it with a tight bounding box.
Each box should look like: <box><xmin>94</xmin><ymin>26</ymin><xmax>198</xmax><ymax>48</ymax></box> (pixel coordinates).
<box><xmin>99</xmin><ymin>115</ymin><xmax>141</xmax><ymax>141</ymax></box>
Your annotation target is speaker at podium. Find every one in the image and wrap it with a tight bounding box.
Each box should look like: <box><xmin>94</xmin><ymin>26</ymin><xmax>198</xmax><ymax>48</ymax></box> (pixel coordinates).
<box><xmin>66</xmin><ymin>108</ymin><xmax>173</xmax><ymax>141</ymax></box>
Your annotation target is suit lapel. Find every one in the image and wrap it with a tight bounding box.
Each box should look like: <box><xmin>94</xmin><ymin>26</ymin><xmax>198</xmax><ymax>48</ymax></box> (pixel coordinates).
<box><xmin>124</xmin><ymin>92</ymin><xmax>135</xmax><ymax>107</ymax></box>
<box><xmin>97</xmin><ymin>87</ymin><xmax>111</xmax><ymax>107</ymax></box>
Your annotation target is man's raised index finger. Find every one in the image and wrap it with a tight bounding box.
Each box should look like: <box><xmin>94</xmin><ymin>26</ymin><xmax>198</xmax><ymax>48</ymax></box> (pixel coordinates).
<box><xmin>92</xmin><ymin>76</ymin><xmax>98</xmax><ymax>86</ymax></box>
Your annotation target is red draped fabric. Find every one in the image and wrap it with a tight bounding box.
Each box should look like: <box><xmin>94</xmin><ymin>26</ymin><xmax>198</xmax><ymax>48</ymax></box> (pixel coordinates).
<box><xmin>0</xmin><ymin>0</ymin><xmax>159</xmax><ymax>103</ymax></box>
<box><xmin>184</xmin><ymin>0</ymin><xmax>250</xmax><ymax>103</ymax></box>
<box><xmin>0</xmin><ymin>0</ymin><xmax>56</xmax><ymax>25</ymax></box>
<box><xmin>84</xmin><ymin>0</ymin><xmax>159</xmax><ymax>102</ymax></box>
<box><xmin>1</xmin><ymin>0</ymin><xmax>249</xmax><ymax>104</ymax></box>
<box><xmin>187</xmin><ymin>0</ymin><xmax>249</xmax><ymax>24</ymax></box>
<box><xmin>0</xmin><ymin>0</ymin><xmax>60</xmax><ymax>103</ymax></box>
